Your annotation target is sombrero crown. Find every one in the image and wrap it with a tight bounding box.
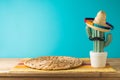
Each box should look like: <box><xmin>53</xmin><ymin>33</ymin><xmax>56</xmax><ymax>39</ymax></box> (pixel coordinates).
<box><xmin>85</xmin><ymin>10</ymin><xmax>113</xmax><ymax>32</ymax></box>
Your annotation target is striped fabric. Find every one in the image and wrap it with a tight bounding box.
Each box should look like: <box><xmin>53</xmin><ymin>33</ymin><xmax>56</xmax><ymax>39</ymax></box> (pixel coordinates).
<box><xmin>10</xmin><ymin>58</ymin><xmax>116</xmax><ymax>73</ymax></box>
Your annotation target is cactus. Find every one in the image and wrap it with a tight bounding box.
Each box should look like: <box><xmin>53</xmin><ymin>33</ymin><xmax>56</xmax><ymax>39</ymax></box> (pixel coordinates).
<box><xmin>86</xmin><ymin>26</ymin><xmax>112</xmax><ymax>52</ymax></box>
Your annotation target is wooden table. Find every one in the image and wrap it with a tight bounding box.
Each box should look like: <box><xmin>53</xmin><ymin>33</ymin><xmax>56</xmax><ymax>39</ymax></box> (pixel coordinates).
<box><xmin>0</xmin><ymin>58</ymin><xmax>120</xmax><ymax>80</ymax></box>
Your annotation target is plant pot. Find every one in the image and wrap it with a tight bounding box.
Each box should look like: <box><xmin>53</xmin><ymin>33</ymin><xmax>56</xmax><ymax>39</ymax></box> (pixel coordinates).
<box><xmin>90</xmin><ymin>51</ymin><xmax>107</xmax><ymax>68</ymax></box>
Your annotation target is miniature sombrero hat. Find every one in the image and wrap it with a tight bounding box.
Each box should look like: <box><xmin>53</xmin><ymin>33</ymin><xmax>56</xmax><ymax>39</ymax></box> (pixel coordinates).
<box><xmin>84</xmin><ymin>10</ymin><xmax>113</xmax><ymax>32</ymax></box>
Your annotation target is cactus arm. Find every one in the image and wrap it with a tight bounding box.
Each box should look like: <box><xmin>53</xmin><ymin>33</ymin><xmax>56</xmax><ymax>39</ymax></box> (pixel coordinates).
<box><xmin>86</xmin><ymin>26</ymin><xmax>112</xmax><ymax>52</ymax></box>
<box><xmin>86</xmin><ymin>26</ymin><xmax>92</xmax><ymax>37</ymax></box>
<box><xmin>104</xmin><ymin>33</ymin><xmax>112</xmax><ymax>47</ymax></box>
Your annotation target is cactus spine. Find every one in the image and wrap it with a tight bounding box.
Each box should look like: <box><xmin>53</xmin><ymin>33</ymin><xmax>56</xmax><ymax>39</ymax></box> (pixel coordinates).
<box><xmin>86</xmin><ymin>26</ymin><xmax>112</xmax><ymax>52</ymax></box>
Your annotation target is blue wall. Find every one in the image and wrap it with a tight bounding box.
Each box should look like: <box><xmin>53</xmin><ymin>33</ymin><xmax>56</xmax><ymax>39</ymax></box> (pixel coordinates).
<box><xmin>0</xmin><ymin>0</ymin><xmax>120</xmax><ymax>58</ymax></box>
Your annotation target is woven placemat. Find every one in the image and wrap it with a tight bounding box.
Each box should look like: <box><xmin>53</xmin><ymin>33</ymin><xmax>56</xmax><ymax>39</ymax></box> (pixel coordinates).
<box><xmin>10</xmin><ymin>58</ymin><xmax>116</xmax><ymax>73</ymax></box>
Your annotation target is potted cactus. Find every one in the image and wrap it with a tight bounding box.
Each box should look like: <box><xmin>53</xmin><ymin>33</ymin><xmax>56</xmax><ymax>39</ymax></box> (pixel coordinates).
<box><xmin>84</xmin><ymin>11</ymin><xmax>113</xmax><ymax>67</ymax></box>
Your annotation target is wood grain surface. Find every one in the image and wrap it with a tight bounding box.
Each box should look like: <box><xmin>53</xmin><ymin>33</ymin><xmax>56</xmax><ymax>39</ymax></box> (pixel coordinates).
<box><xmin>0</xmin><ymin>58</ymin><xmax>119</xmax><ymax>80</ymax></box>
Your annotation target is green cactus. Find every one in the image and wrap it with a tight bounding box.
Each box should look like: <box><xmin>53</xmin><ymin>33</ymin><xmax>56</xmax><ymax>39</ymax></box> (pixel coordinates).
<box><xmin>86</xmin><ymin>26</ymin><xmax>112</xmax><ymax>52</ymax></box>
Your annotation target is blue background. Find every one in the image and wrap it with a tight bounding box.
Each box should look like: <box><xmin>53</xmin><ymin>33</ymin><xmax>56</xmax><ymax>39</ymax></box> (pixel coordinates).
<box><xmin>0</xmin><ymin>0</ymin><xmax>119</xmax><ymax>58</ymax></box>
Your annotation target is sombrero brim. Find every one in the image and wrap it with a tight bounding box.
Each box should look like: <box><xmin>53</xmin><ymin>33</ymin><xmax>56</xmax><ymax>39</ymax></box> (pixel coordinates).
<box><xmin>84</xmin><ymin>18</ymin><xmax>113</xmax><ymax>32</ymax></box>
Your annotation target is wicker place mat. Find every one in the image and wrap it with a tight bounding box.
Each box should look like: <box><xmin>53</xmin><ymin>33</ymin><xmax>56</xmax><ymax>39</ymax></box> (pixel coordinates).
<box><xmin>10</xmin><ymin>58</ymin><xmax>116</xmax><ymax>73</ymax></box>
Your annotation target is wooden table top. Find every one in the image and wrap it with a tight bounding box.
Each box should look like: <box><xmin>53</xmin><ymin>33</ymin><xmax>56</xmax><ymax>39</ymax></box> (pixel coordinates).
<box><xmin>0</xmin><ymin>58</ymin><xmax>120</xmax><ymax>80</ymax></box>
